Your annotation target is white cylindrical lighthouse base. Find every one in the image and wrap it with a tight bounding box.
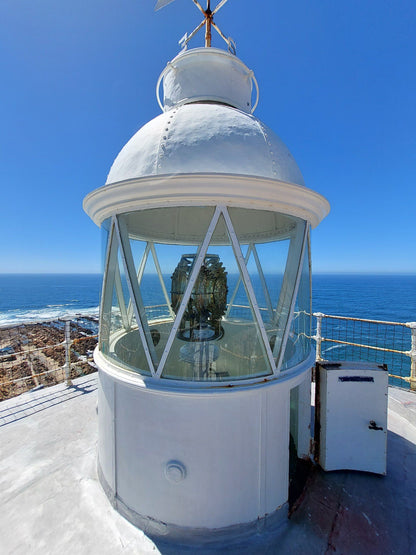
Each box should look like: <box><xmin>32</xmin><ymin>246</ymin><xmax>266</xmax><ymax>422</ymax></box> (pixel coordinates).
<box><xmin>95</xmin><ymin>351</ymin><xmax>312</xmax><ymax>542</ymax></box>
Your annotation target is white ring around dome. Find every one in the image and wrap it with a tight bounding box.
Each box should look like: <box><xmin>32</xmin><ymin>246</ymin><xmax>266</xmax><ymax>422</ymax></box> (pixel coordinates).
<box><xmin>83</xmin><ymin>173</ymin><xmax>330</xmax><ymax>229</ymax></box>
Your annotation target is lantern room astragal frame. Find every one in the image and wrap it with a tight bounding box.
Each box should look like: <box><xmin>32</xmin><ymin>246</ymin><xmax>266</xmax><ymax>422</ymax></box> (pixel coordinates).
<box><xmin>98</xmin><ymin>204</ymin><xmax>311</xmax><ymax>384</ymax></box>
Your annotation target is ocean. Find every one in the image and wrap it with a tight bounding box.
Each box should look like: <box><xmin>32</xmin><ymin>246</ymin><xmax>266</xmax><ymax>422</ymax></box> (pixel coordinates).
<box><xmin>0</xmin><ymin>273</ymin><xmax>414</xmax><ymax>385</ymax></box>
<box><xmin>0</xmin><ymin>273</ymin><xmax>414</xmax><ymax>327</ymax></box>
<box><xmin>0</xmin><ymin>274</ymin><xmax>102</xmax><ymax>327</ymax></box>
<box><xmin>312</xmin><ymin>274</ymin><xmax>416</xmax><ymax>323</ymax></box>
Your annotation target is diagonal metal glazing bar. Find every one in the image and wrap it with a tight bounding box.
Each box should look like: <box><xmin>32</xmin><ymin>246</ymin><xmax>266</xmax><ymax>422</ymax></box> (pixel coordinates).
<box><xmin>150</xmin><ymin>242</ymin><xmax>176</xmax><ymax>319</ymax></box>
<box><xmin>275</xmin><ymin>223</ymin><xmax>308</xmax><ymax>371</ymax></box>
<box><xmin>137</xmin><ymin>243</ymin><xmax>151</xmax><ymax>285</ymax></box>
<box><xmin>99</xmin><ymin>217</ymin><xmax>118</xmax><ymax>352</ymax></box>
<box><xmin>127</xmin><ymin>242</ymin><xmax>151</xmax><ymax>326</ymax></box>
<box><xmin>114</xmin><ymin>264</ymin><xmax>130</xmax><ymax>331</ymax></box>
<box><xmin>222</xmin><ymin>208</ymin><xmax>277</xmax><ymax>375</ymax></box>
<box><xmin>225</xmin><ymin>244</ymin><xmax>252</xmax><ymax>318</ymax></box>
<box><xmin>251</xmin><ymin>244</ymin><xmax>274</xmax><ymax>322</ymax></box>
<box><xmin>155</xmin><ymin>206</ymin><xmax>222</xmax><ymax>378</ymax></box>
<box><xmin>272</xmin><ymin>219</ymin><xmax>305</xmax><ymax>347</ymax></box>
<box><xmin>115</xmin><ymin>216</ymin><xmax>157</xmax><ymax>375</ymax></box>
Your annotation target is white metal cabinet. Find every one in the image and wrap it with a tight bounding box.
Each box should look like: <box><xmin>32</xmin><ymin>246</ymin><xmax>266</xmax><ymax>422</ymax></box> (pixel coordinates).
<box><xmin>316</xmin><ymin>361</ymin><xmax>388</xmax><ymax>475</ymax></box>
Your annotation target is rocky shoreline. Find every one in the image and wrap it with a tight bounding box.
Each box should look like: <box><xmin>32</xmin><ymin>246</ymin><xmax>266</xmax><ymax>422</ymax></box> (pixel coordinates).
<box><xmin>0</xmin><ymin>317</ymin><xmax>98</xmax><ymax>401</ymax></box>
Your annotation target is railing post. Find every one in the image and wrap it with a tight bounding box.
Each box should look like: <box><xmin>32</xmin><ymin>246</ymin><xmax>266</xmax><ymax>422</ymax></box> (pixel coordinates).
<box><xmin>408</xmin><ymin>322</ymin><xmax>416</xmax><ymax>391</ymax></box>
<box><xmin>64</xmin><ymin>319</ymin><xmax>73</xmax><ymax>386</ymax></box>
<box><xmin>314</xmin><ymin>312</ymin><xmax>324</xmax><ymax>362</ymax></box>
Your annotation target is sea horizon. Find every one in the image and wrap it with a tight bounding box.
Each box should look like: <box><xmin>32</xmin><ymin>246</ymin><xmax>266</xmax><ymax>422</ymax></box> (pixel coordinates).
<box><xmin>0</xmin><ymin>271</ymin><xmax>415</xmax><ymax>276</ymax></box>
<box><xmin>0</xmin><ymin>272</ymin><xmax>415</xmax><ymax>328</ymax></box>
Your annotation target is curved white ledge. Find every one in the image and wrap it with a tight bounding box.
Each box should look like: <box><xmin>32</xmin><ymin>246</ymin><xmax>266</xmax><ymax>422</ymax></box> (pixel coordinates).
<box><xmin>94</xmin><ymin>346</ymin><xmax>315</xmax><ymax>394</ymax></box>
<box><xmin>83</xmin><ymin>173</ymin><xmax>330</xmax><ymax>229</ymax></box>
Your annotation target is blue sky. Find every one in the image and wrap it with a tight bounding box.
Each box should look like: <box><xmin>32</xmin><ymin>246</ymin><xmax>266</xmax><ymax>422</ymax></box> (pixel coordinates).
<box><xmin>1</xmin><ymin>0</ymin><xmax>415</xmax><ymax>274</ymax></box>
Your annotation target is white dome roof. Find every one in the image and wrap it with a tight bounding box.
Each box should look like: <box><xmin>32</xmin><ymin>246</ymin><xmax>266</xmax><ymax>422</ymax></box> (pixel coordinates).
<box><xmin>84</xmin><ymin>48</ymin><xmax>329</xmax><ymax>230</ymax></box>
<box><xmin>106</xmin><ymin>103</ymin><xmax>305</xmax><ymax>187</ymax></box>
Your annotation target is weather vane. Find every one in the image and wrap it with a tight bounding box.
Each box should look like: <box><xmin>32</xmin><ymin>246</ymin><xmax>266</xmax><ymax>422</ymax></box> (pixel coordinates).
<box><xmin>154</xmin><ymin>0</ymin><xmax>236</xmax><ymax>54</ymax></box>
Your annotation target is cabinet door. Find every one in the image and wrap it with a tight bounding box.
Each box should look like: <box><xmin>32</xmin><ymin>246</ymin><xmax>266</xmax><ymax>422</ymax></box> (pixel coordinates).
<box><xmin>319</xmin><ymin>365</ymin><xmax>387</xmax><ymax>475</ymax></box>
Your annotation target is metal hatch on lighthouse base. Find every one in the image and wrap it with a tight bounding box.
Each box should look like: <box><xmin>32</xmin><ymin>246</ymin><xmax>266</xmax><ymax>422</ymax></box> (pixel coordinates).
<box><xmin>83</xmin><ymin>0</ymin><xmax>329</xmax><ymax>544</ymax></box>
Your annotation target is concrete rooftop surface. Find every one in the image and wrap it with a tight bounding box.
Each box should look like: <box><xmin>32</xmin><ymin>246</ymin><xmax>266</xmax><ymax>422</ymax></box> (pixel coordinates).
<box><xmin>1</xmin><ymin>374</ymin><xmax>416</xmax><ymax>555</ymax></box>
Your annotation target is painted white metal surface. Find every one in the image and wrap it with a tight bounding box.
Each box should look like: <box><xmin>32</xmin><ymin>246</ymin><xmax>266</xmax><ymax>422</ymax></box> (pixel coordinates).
<box><xmin>96</xmin><ymin>357</ymin><xmax>313</xmax><ymax>533</ymax></box>
<box><xmin>154</xmin><ymin>206</ymin><xmax>222</xmax><ymax>378</ymax></box>
<box><xmin>83</xmin><ymin>42</ymin><xmax>331</xmax><ymax>540</ymax></box>
<box><xmin>83</xmin><ymin>173</ymin><xmax>329</xmax><ymax>230</ymax></box>
<box><xmin>318</xmin><ymin>361</ymin><xmax>388</xmax><ymax>475</ymax></box>
<box><xmin>104</xmin><ymin>103</ymin><xmax>306</xmax><ymax>186</ymax></box>
<box><xmin>159</xmin><ymin>48</ymin><xmax>256</xmax><ymax>113</ymax></box>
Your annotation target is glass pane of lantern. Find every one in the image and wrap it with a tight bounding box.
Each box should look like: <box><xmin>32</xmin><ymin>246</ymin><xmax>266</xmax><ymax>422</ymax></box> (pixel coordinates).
<box><xmin>101</xmin><ymin>218</ymin><xmax>112</xmax><ymax>275</ymax></box>
<box><xmin>124</xmin><ymin>206</ymin><xmax>217</xmax><ymax>372</ymax></box>
<box><xmin>128</xmin><ymin>238</ymin><xmax>173</xmax><ymax>322</ymax></box>
<box><xmin>109</xmin><ymin>278</ymin><xmax>124</xmax><ymax>337</ymax></box>
<box><xmin>272</xmin><ymin>219</ymin><xmax>307</xmax><ymax>367</ymax></box>
<box><xmin>99</xmin><ymin>222</ymin><xmax>118</xmax><ymax>355</ymax></box>
<box><xmin>129</xmin><ymin>239</ymin><xmax>200</xmax><ymax>369</ymax></box>
<box><xmin>228</xmin><ymin>207</ymin><xmax>303</xmax><ymax>367</ymax></box>
<box><xmin>227</xmin><ymin>207</ymin><xmax>295</xmax><ymax>324</ymax></box>
<box><xmin>100</xmin><ymin>229</ymin><xmax>152</xmax><ymax>375</ymax></box>
<box><xmin>116</xmin><ymin>250</ymin><xmax>131</xmax><ymax>320</ymax></box>
<box><xmin>244</xmin><ymin>240</ymin><xmax>290</xmax><ymax>325</ymax></box>
<box><xmin>161</xmin><ymin>211</ymin><xmax>273</xmax><ymax>381</ymax></box>
<box><xmin>281</xmin><ymin>234</ymin><xmax>311</xmax><ymax>370</ymax></box>
<box><xmin>111</xmin><ymin>298</ymin><xmax>153</xmax><ymax>376</ymax></box>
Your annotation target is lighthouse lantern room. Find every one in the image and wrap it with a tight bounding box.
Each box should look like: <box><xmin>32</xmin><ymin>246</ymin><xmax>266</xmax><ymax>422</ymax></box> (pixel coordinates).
<box><xmin>83</xmin><ymin>0</ymin><xmax>329</xmax><ymax>542</ymax></box>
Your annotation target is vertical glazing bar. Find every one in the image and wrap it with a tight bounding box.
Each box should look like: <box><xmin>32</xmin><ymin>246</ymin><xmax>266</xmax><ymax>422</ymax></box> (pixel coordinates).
<box><xmin>225</xmin><ymin>244</ymin><xmax>252</xmax><ymax>318</ymax></box>
<box><xmin>150</xmin><ymin>242</ymin><xmax>175</xmax><ymax>319</ymax></box>
<box><xmin>99</xmin><ymin>217</ymin><xmax>118</xmax><ymax>353</ymax></box>
<box><xmin>115</xmin><ymin>216</ymin><xmax>157</xmax><ymax>375</ymax></box>
<box><xmin>272</xmin><ymin>220</ymin><xmax>306</xmax><ymax>365</ymax></box>
<box><xmin>274</xmin><ymin>222</ymin><xmax>305</xmax><ymax>328</ymax></box>
<box><xmin>156</xmin><ymin>206</ymin><xmax>222</xmax><ymax>378</ymax></box>
<box><xmin>137</xmin><ymin>243</ymin><xmax>151</xmax><ymax>285</ymax></box>
<box><xmin>252</xmin><ymin>244</ymin><xmax>274</xmax><ymax>322</ymax></box>
<box><xmin>114</xmin><ymin>265</ymin><xmax>130</xmax><ymax>330</ymax></box>
<box><xmin>276</xmin><ymin>223</ymin><xmax>308</xmax><ymax>371</ymax></box>
<box><xmin>222</xmin><ymin>208</ymin><xmax>277</xmax><ymax>374</ymax></box>
<box><xmin>127</xmin><ymin>242</ymin><xmax>151</xmax><ymax>325</ymax></box>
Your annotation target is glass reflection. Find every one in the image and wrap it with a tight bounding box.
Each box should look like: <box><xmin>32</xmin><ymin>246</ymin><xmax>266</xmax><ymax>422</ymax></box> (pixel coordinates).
<box><xmin>98</xmin><ymin>207</ymin><xmax>310</xmax><ymax>381</ymax></box>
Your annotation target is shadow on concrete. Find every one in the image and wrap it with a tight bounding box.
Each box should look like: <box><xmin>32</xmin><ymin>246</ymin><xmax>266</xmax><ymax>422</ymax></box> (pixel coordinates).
<box><xmin>287</xmin><ymin>429</ymin><xmax>416</xmax><ymax>555</ymax></box>
<box><xmin>0</xmin><ymin>376</ymin><xmax>97</xmax><ymax>426</ymax></box>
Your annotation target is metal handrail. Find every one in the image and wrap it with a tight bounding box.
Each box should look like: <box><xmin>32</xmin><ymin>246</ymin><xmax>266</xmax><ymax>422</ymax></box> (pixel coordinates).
<box><xmin>313</xmin><ymin>312</ymin><xmax>416</xmax><ymax>389</ymax></box>
<box><xmin>1</xmin><ymin>311</ymin><xmax>415</xmax><ymax>397</ymax></box>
